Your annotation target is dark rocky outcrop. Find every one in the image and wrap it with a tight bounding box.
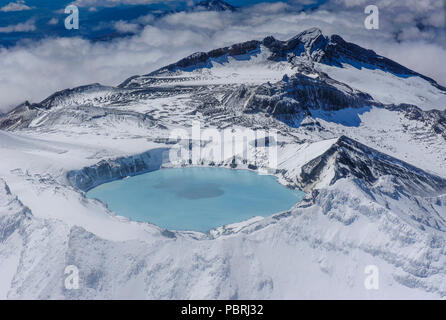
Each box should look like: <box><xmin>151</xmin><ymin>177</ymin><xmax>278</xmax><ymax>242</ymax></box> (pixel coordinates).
<box><xmin>192</xmin><ymin>0</ymin><xmax>236</xmax><ymax>12</ymax></box>
<box><xmin>141</xmin><ymin>40</ymin><xmax>260</xmax><ymax>77</ymax></box>
<box><xmin>386</xmin><ymin>104</ymin><xmax>446</xmax><ymax>140</ymax></box>
<box><xmin>221</xmin><ymin>73</ymin><xmax>377</xmax><ymax>126</ymax></box>
<box><xmin>297</xmin><ymin>135</ymin><xmax>446</xmax><ymax>196</ymax></box>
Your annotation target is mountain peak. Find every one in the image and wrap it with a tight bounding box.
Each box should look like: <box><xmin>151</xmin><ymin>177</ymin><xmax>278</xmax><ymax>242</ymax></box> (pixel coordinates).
<box><xmin>298</xmin><ymin>135</ymin><xmax>446</xmax><ymax>197</ymax></box>
<box><xmin>296</xmin><ymin>27</ymin><xmax>323</xmax><ymax>41</ymax></box>
<box><xmin>193</xmin><ymin>0</ymin><xmax>236</xmax><ymax>12</ymax></box>
<box><xmin>120</xmin><ymin>25</ymin><xmax>443</xmax><ymax>94</ymax></box>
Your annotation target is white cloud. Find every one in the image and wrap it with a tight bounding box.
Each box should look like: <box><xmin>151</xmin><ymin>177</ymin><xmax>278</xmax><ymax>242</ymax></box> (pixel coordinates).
<box><xmin>48</xmin><ymin>18</ymin><xmax>59</xmax><ymax>25</ymax></box>
<box><xmin>376</xmin><ymin>41</ymin><xmax>446</xmax><ymax>89</ymax></box>
<box><xmin>322</xmin><ymin>0</ymin><xmax>446</xmax><ymax>42</ymax></box>
<box><xmin>0</xmin><ymin>19</ymin><xmax>36</xmax><ymax>33</ymax></box>
<box><xmin>0</xmin><ymin>1</ymin><xmax>445</xmax><ymax>113</ymax></box>
<box><xmin>0</xmin><ymin>0</ymin><xmax>31</xmax><ymax>12</ymax></box>
<box><xmin>114</xmin><ymin>20</ymin><xmax>140</xmax><ymax>33</ymax></box>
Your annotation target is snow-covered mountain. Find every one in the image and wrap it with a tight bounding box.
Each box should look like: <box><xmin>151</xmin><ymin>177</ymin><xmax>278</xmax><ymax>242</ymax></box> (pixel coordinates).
<box><xmin>0</xmin><ymin>28</ymin><xmax>446</xmax><ymax>299</ymax></box>
<box><xmin>192</xmin><ymin>0</ymin><xmax>237</xmax><ymax>12</ymax></box>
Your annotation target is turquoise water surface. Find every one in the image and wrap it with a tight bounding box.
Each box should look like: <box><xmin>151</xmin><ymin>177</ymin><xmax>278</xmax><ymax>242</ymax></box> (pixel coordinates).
<box><xmin>86</xmin><ymin>167</ymin><xmax>305</xmax><ymax>232</ymax></box>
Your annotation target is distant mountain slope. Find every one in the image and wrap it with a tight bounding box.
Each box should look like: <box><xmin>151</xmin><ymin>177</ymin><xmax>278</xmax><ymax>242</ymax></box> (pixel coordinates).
<box><xmin>118</xmin><ymin>28</ymin><xmax>446</xmax><ymax>111</ymax></box>
<box><xmin>133</xmin><ymin>28</ymin><xmax>445</xmax><ymax>91</ymax></box>
<box><xmin>192</xmin><ymin>0</ymin><xmax>236</xmax><ymax>12</ymax></box>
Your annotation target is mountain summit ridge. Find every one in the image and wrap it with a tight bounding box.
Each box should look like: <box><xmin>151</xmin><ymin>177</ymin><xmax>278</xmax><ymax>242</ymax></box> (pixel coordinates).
<box><xmin>192</xmin><ymin>0</ymin><xmax>236</xmax><ymax>12</ymax></box>
<box><xmin>126</xmin><ymin>27</ymin><xmax>445</xmax><ymax>92</ymax></box>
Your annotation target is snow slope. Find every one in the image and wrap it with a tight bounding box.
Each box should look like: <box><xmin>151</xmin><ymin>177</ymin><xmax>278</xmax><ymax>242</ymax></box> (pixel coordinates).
<box><xmin>319</xmin><ymin>63</ymin><xmax>446</xmax><ymax>111</ymax></box>
<box><xmin>1</xmin><ymin>135</ymin><xmax>445</xmax><ymax>299</ymax></box>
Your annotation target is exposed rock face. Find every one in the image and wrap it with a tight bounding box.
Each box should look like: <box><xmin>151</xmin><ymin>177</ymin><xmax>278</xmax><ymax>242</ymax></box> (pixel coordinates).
<box><xmin>264</xmin><ymin>28</ymin><xmax>446</xmax><ymax>90</ymax></box>
<box><xmin>0</xmin><ymin>179</ymin><xmax>31</xmax><ymax>239</ymax></box>
<box><xmin>142</xmin><ymin>40</ymin><xmax>260</xmax><ymax>76</ymax></box>
<box><xmin>298</xmin><ymin>136</ymin><xmax>446</xmax><ymax>196</ymax></box>
<box><xmin>221</xmin><ymin>73</ymin><xmax>377</xmax><ymax>126</ymax></box>
<box><xmin>0</xmin><ymin>101</ymin><xmax>39</xmax><ymax>130</ymax></box>
<box><xmin>192</xmin><ymin>0</ymin><xmax>236</xmax><ymax>12</ymax></box>
<box><xmin>265</xmin><ymin>27</ymin><xmax>329</xmax><ymax>62</ymax></box>
<box><xmin>386</xmin><ymin>104</ymin><xmax>446</xmax><ymax>140</ymax></box>
<box><xmin>67</xmin><ymin>148</ymin><xmax>169</xmax><ymax>192</ymax></box>
<box><xmin>294</xmin><ymin>136</ymin><xmax>446</xmax><ymax>236</ymax></box>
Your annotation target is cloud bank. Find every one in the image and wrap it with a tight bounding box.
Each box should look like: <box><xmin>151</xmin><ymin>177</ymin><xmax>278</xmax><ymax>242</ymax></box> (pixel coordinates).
<box><xmin>0</xmin><ymin>1</ymin><xmax>445</xmax><ymax>112</ymax></box>
<box><xmin>0</xmin><ymin>19</ymin><xmax>36</xmax><ymax>33</ymax></box>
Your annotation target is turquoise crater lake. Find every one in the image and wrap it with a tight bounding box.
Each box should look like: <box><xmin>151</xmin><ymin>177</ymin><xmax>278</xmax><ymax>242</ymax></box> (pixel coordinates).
<box><xmin>86</xmin><ymin>167</ymin><xmax>305</xmax><ymax>232</ymax></box>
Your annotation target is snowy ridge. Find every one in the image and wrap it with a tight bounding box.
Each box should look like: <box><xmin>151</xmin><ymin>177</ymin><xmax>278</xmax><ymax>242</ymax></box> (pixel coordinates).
<box><xmin>192</xmin><ymin>0</ymin><xmax>236</xmax><ymax>12</ymax></box>
<box><xmin>297</xmin><ymin>136</ymin><xmax>446</xmax><ymax>195</ymax></box>
<box><xmin>124</xmin><ymin>27</ymin><xmax>446</xmax><ymax>90</ymax></box>
<box><xmin>220</xmin><ymin>73</ymin><xmax>377</xmax><ymax>126</ymax></box>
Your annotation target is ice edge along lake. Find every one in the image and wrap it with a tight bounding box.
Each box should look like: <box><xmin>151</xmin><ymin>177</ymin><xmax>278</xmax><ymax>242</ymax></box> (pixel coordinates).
<box><xmin>86</xmin><ymin>167</ymin><xmax>305</xmax><ymax>232</ymax></box>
